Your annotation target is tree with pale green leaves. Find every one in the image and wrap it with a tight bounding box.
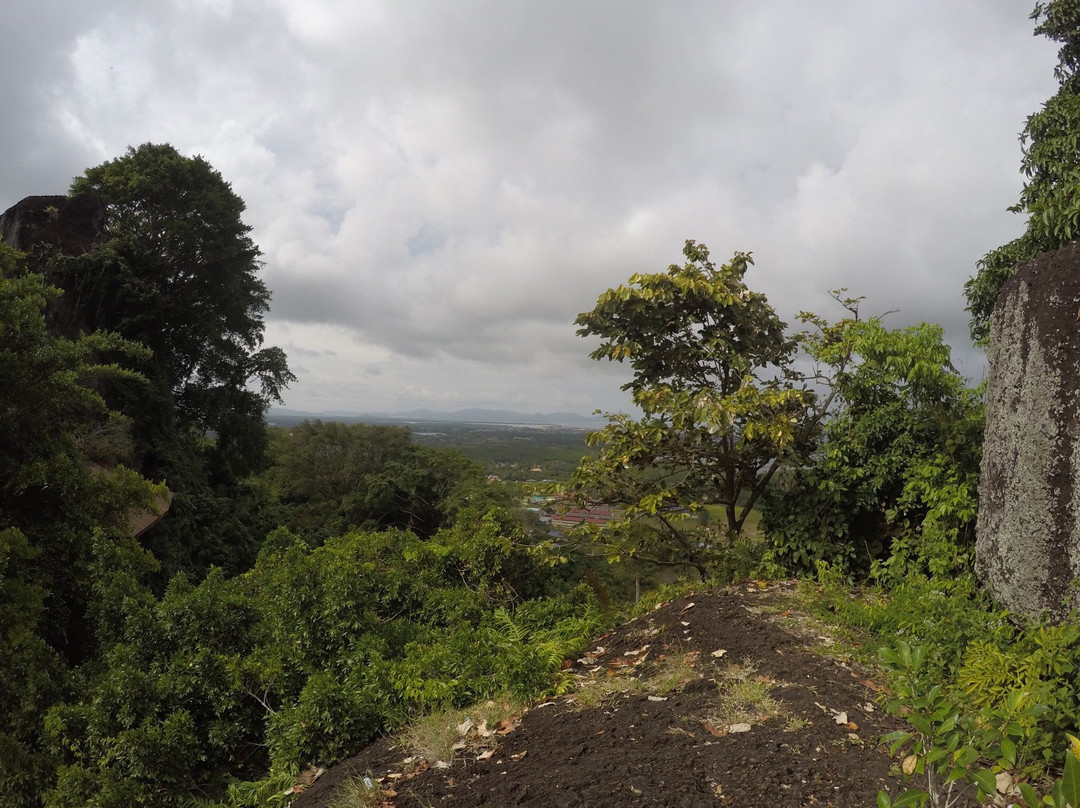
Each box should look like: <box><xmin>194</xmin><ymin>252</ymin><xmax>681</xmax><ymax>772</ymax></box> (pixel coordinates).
<box><xmin>563</xmin><ymin>240</ymin><xmax>823</xmax><ymax>580</ymax></box>
<box><xmin>566</xmin><ymin>238</ymin><xmax>982</xmax><ymax>583</ymax></box>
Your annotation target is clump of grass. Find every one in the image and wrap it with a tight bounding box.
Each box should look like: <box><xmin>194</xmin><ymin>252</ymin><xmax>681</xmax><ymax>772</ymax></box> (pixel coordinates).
<box><xmin>402</xmin><ymin>697</ymin><xmax>523</xmax><ymax>763</ymax></box>
<box><xmin>784</xmin><ymin>715</ymin><xmax>810</xmax><ymax>732</ymax></box>
<box><xmin>709</xmin><ymin>660</ymin><xmax>783</xmax><ymax>728</ymax></box>
<box><xmin>402</xmin><ymin>715</ymin><xmax>461</xmax><ymax>765</ymax></box>
<box><xmin>630</xmin><ymin>579</ymin><xmax>707</xmax><ymax>617</ymax></box>
<box><xmin>571</xmin><ymin>650</ymin><xmax>701</xmax><ymax>708</ymax></box>
<box><xmin>571</xmin><ymin>669</ymin><xmax>646</xmax><ymax>708</ymax></box>
<box><xmin>647</xmin><ymin>651</ymin><xmax>703</xmax><ymax>695</ymax></box>
<box><xmin>327</xmin><ymin>774</ymin><xmax>383</xmax><ymax>808</ymax></box>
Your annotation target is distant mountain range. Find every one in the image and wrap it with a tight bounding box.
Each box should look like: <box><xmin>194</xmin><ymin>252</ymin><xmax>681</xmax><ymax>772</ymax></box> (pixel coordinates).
<box><xmin>268</xmin><ymin>407</ymin><xmax>608</xmax><ymax>427</ymax></box>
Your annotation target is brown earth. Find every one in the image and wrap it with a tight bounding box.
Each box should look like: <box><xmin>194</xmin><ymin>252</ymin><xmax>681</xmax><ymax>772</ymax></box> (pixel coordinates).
<box><xmin>290</xmin><ymin>582</ymin><xmax>912</xmax><ymax>807</ymax></box>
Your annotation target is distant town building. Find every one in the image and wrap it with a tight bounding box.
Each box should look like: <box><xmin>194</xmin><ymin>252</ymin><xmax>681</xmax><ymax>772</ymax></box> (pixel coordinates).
<box><xmin>547</xmin><ymin>505</ymin><xmax>622</xmax><ymax>530</ymax></box>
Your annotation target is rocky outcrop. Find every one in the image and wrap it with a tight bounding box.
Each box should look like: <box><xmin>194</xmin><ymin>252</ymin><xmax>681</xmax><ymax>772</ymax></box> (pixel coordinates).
<box><xmin>0</xmin><ymin>194</ymin><xmax>104</xmax><ymax>253</ymax></box>
<box><xmin>976</xmin><ymin>242</ymin><xmax>1080</xmax><ymax>620</ymax></box>
<box><xmin>2</xmin><ymin>194</ymin><xmax>172</xmax><ymax>533</ymax></box>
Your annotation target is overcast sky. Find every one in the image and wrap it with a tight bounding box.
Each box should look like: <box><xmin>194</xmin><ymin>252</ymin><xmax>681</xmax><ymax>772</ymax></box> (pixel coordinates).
<box><xmin>1</xmin><ymin>1</ymin><xmax>1059</xmax><ymax>415</ymax></box>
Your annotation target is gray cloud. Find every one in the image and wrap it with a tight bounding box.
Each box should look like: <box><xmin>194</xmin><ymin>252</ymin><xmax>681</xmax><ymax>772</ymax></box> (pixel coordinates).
<box><xmin>1</xmin><ymin>0</ymin><xmax>1058</xmax><ymax>412</ymax></box>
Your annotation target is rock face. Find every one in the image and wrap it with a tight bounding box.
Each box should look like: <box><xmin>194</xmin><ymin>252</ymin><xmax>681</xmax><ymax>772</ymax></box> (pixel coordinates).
<box><xmin>976</xmin><ymin>242</ymin><xmax>1080</xmax><ymax>620</ymax></box>
<box><xmin>0</xmin><ymin>194</ymin><xmax>104</xmax><ymax>253</ymax></box>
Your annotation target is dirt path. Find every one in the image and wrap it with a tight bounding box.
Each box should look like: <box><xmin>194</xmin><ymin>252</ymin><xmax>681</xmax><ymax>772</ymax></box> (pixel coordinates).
<box><xmin>291</xmin><ymin>582</ymin><xmax>909</xmax><ymax>807</ymax></box>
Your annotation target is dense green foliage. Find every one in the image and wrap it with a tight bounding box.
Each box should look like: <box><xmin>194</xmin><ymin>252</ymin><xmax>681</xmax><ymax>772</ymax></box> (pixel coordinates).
<box><xmin>0</xmin><ymin>244</ymin><xmax>168</xmax><ymax>805</ymax></box>
<box><xmin>32</xmin><ymin>144</ymin><xmax>298</xmax><ymax>581</ymax></box>
<box><xmin>804</xmin><ymin>567</ymin><xmax>1080</xmax><ymax>805</ymax></box>
<box><xmin>10</xmin><ymin>10</ymin><xmax>1080</xmax><ymax>797</ymax></box>
<box><xmin>265</xmin><ymin>416</ymin><xmax>598</xmax><ymax>483</ymax></box>
<box><xmin>965</xmin><ymin>1</ymin><xmax>1080</xmax><ymax>342</ymax></box>
<box><xmin>567</xmin><ymin>245</ymin><xmax>982</xmax><ymax>585</ymax></box>
<box><xmin>778</xmin><ymin>9</ymin><xmax>1080</xmax><ymax>803</ymax></box>
<box><xmin>267</xmin><ymin>420</ymin><xmax>503</xmax><ymax>543</ymax></box>
<box><xmin>66</xmin><ymin>143</ymin><xmax>295</xmax><ymax>457</ymax></box>
<box><xmin>878</xmin><ymin>643</ymin><xmax>1048</xmax><ymax>808</ymax></box>
<box><xmin>761</xmin><ymin>315</ymin><xmax>982</xmax><ymax>581</ymax></box>
<box><xmin>42</xmin><ymin>512</ymin><xmax>602</xmax><ymax>807</ymax></box>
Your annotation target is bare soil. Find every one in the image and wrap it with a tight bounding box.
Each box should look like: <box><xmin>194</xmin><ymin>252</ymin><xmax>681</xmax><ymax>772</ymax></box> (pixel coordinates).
<box><xmin>290</xmin><ymin>582</ymin><xmax>910</xmax><ymax>807</ymax></box>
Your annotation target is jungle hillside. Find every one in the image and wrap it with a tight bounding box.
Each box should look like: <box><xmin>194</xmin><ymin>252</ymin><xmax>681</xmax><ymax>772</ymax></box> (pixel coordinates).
<box><xmin>7</xmin><ymin>6</ymin><xmax>1080</xmax><ymax>806</ymax></box>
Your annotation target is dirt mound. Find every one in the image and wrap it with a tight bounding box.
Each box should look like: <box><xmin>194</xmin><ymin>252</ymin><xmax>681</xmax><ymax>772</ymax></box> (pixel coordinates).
<box><xmin>291</xmin><ymin>583</ymin><xmax>909</xmax><ymax>807</ymax></box>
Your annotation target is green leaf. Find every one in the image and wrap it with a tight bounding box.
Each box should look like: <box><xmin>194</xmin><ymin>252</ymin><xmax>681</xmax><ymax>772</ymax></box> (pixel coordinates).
<box><xmin>1001</xmin><ymin>737</ymin><xmax>1018</xmax><ymax>767</ymax></box>
<box><xmin>945</xmin><ymin>767</ymin><xmax>966</xmax><ymax>783</ymax></box>
<box><xmin>926</xmin><ymin>747</ymin><xmax>947</xmax><ymax>764</ymax></box>
<box><xmin>955</xmin><ymin>745</ymin><xmax>979</xmax><ymax>767</ymax></box>
<box><xmin>1062</xmin><ymin>747</ymin><xmax>1080</xmax><ymax>807</ymax></box>
<box><xmin>1018</xmin><ymin>781</ymin><xmax>1040</xmax><ymax>808</ymax></box>
<box><xmin>888</xmin><ymin>733</ymin><xmax>914</xmax><ymax>756</ymax></box>
<box><xmin>877</xmin><ymin>791</ymin><xmax>893</xmax><ymax>808</ymax></box>
<box><xmin>882</xmin><ymin>730</ymin><xmax>912</xmax><ymax>744</ymax></box>
<box><xmin>909</xmin><ymin>715</ymin><xmax>932</xmax><ymax>737</ymax></box>
<box><xmin>937</xmin><ymin>712</ymin><xmax>958</xmax><ymax>733</ymax></box>
<box><xmin>892</xmin><ymin>789</ymin><xmax>929</xmax><ymax>808</ymax></box>
<box><xmin>971</xmin><ymin>768</ymin><xmax>997</xmax><ymax>797</ymax></box>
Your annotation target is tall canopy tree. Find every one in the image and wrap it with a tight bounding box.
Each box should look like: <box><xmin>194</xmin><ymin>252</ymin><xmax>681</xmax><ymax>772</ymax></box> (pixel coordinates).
<box><xmin>966</xmin><ymin>1</ymin><xmax>1080</xmax><ymax>342</ymax></box>
<box><xmin>563</xmin><ymin>241</ymin><xmax>816</xmax><ymax>579</ymax></box>
<box><xmin>26</xmin><ymin>145</ymin><xmax>299</xmax><ymax>579</ymax></box>
<box><xmin>59</xmin><ymin>143</ymin><xmax>294</xmax><ymax>479</ymax></box>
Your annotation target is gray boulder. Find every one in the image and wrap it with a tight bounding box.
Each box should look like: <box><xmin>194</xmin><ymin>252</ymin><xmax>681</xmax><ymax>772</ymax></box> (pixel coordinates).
<box><xmin>976</xmin><ymin>242</ymin><xmax>1080</xmax><ymax>620</ymax></box>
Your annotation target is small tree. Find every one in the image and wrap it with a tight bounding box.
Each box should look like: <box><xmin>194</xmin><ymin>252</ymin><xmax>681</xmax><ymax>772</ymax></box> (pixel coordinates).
<box><xmin>563</xmin><ymin>241</ymin><xmax>816</xmax><ymax>580</ymax></box>
<box><xmin>965</xmin><ymin>0</ymin><xmax>1080</xmax><ymax>343</ymax></box>
<box><xmin>761</xmin><ymin>317</ymin><xmax>983</xmax><ymax>580</ymax></box>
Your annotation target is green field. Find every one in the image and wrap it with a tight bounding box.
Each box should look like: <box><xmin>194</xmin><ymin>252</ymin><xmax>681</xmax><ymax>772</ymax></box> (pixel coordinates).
<box><xmin>268</xmin><ymin>414</ymin><xmax>597</xmax><ymax>481</ymax></box>
<box><xmin>702</xmin><ymin>504</ymin><xmax>762</xmax><ymax>538</ymax></box>
<box><xmin>405</xmin><ymin>422</ymin><xmax>595</xmax><ymax>480</ymax></box>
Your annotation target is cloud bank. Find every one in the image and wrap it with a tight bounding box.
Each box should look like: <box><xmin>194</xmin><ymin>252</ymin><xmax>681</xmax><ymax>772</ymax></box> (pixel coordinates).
<box><xmin>1</xmin><ymin>1</ymin><xmax>1058</xmax><ymax>412</ymax></box>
